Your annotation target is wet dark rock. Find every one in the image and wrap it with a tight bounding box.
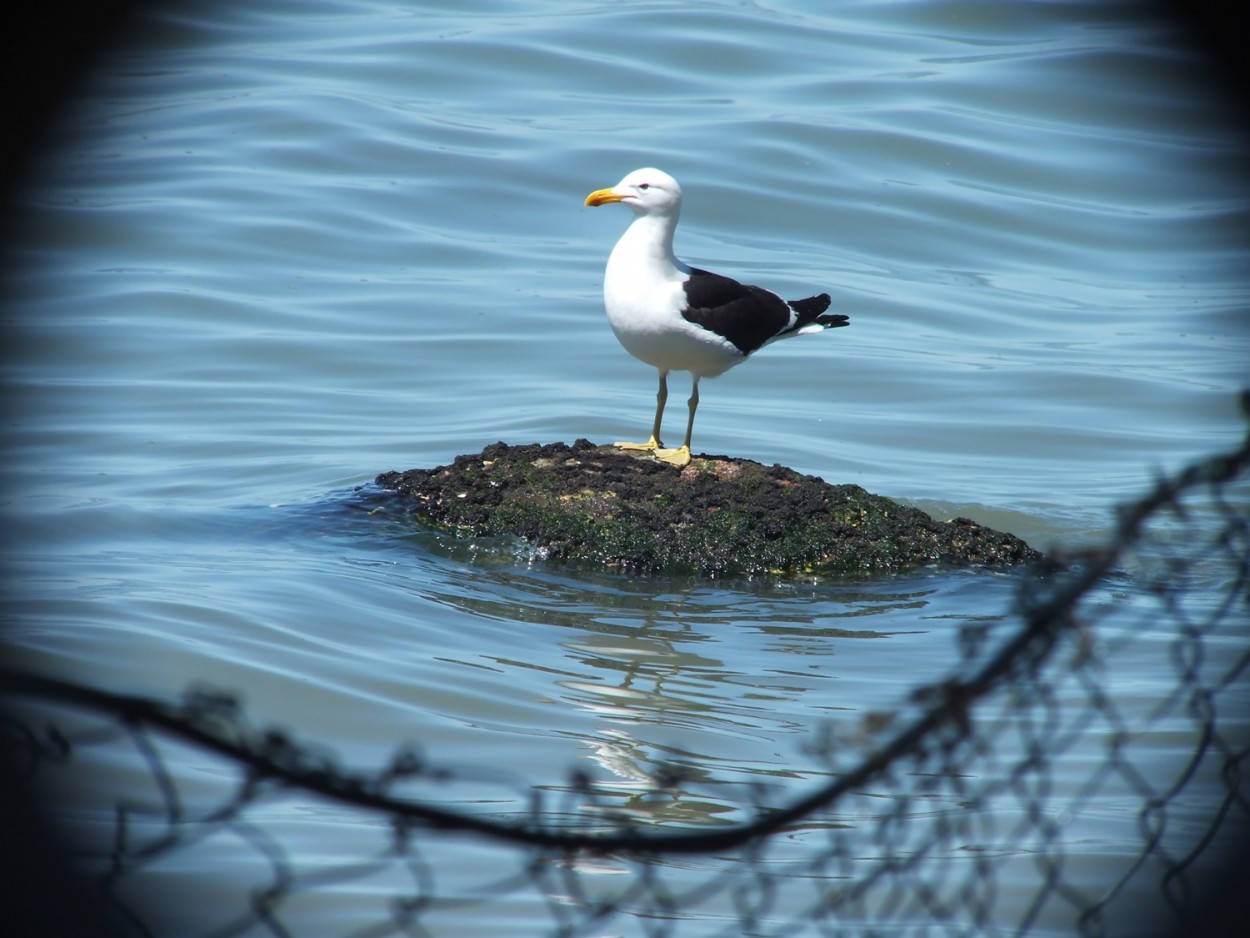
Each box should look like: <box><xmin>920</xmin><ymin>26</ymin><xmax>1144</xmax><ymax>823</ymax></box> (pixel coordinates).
<box><xmin>375</xmin><ymin>440</ymin><xmax>1041</xmax><ymax>578</ymax></box>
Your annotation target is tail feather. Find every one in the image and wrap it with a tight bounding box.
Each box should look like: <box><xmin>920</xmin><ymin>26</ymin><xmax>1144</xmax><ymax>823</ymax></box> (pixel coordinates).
<box><xmin>784</xmin><ymin>293</ymin><xmax>848</xmax><ymax>333</ymax></box>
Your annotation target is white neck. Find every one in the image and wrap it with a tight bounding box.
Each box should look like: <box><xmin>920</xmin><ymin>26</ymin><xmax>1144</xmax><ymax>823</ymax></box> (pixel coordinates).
<box><xmin>606</xmin><ymin>212</ymin><xmax>690</xmax><ymax>285</ymax></box>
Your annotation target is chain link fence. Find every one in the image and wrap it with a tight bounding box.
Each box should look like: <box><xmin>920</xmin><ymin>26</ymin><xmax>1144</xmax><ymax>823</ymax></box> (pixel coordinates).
<box><xmin>3</xmin><ymin>400</ymin><xmax>1248</xmax><ymax>937</ymax></box>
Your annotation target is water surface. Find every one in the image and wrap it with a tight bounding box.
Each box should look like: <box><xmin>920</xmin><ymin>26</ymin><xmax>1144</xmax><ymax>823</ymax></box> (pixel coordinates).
<box><xmin>3</xmin><ymin>0</ymin><xmax>1247</xmax><ymax>934</ymax></box>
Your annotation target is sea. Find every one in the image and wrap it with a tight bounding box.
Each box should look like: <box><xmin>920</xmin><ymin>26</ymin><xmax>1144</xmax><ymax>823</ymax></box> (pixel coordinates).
<box><xmin>2</xmin><ymin>1</ymin><xmax>1247</xmax><ymax>935</ymax></box>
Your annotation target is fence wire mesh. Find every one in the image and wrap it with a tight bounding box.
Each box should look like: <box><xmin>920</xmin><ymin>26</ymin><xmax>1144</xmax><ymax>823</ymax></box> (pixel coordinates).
<box><xmin>2</xmin><ymin>403</ymin><xmax>1248</xmax><ymax>937</ymax></box>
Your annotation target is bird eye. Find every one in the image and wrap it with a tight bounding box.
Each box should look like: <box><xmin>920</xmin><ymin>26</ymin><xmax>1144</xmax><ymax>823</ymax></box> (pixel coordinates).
<box><xmin>638</xmin><ymin>183</ymin><xmax>650</xmax><ymax>190</ymax></box>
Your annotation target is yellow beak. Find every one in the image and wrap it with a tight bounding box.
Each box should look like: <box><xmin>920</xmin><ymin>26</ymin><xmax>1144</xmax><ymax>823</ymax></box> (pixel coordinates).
<box><xmin>585</xmin><ymin>187</ymin><xmax>626</xmax><ymax>207</ymax></box>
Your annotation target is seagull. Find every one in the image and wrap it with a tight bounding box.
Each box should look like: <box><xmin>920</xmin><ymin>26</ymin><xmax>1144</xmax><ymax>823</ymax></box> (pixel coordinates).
<box><xmin>585</xmin><ymin>168</ymin><xmax>848</xmax><ymax>467</ymax></box>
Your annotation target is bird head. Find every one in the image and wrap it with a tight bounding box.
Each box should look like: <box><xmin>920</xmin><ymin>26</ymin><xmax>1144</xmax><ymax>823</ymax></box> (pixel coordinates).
<box><xmin>585</xmin><ymin>168</ymin><xmax>682</xmax><ymax>217</ymax></box>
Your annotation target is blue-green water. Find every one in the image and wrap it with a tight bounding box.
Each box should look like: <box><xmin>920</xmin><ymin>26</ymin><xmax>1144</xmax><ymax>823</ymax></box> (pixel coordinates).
<box><xmin>3</xmin><ymin>1</ymin><xmax>1247</xmax><ymax>935</ymax></box>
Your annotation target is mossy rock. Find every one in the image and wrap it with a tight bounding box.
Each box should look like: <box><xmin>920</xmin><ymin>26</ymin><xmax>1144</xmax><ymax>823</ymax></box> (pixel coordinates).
<box><xmin>374</xmin><ymin>440</ymin><xmax>1040</xmax><ymax>577</ymax></box>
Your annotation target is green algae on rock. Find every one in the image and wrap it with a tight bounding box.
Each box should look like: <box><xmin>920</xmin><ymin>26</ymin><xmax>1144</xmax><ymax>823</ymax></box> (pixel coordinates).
<box><xmin>375</xmin><ymin>440</ymin><xmax>1041</xmax><ymax>577</ymax></box>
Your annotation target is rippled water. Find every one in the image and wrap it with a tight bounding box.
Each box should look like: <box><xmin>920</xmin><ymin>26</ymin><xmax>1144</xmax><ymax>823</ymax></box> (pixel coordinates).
<box><xmin>3</xmin><ymin>0</ymin><xmax>1248</xmax><ymax>934</ymax></box>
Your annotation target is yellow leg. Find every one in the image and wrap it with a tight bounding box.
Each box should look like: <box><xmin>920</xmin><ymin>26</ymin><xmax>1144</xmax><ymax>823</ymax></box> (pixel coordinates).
<box><xmin>654</xmin><ymin>378</ymin><xmax>697</xmax><ymax>466</ymax></box>
<box><xmin>615</xmin><ymin>371</ymin><xmax>668</xmax><ymax>451</ymax></box>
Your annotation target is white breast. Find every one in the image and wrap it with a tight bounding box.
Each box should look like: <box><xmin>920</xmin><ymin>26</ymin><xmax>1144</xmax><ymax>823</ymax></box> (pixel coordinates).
<box><xmin>602</xmin><ymin>219</ymin><xmax>743</xmax><ymax>378</ymax></box>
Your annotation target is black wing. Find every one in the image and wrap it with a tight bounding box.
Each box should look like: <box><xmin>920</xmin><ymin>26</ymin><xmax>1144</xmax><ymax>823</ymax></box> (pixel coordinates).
<box><xmin>681</xmin><ymin>268</ymin><xmax>842</xmax><ymax>354</ymax></box>
<box><xmin>680</xmin><ymin>268</ymin><xmax>793</xmax><ymax>355</ymax></box>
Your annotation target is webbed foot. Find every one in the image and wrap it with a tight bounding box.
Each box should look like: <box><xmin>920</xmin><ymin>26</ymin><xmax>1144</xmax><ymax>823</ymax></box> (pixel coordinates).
<box><xmin>653</xmin><ymin>445</ymin><xmax>691</xmax><ymax>467</ymax></box>
<box><xmin>614</xmin><ymin>436</ymin><xmax>663</xmax><ymax>452</ymax></box>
